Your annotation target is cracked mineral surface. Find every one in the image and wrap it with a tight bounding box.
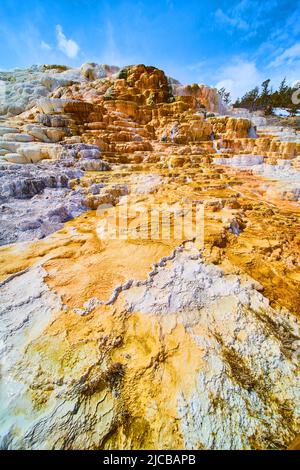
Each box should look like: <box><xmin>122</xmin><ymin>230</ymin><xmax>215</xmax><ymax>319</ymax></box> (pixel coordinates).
<box><xmin>0</xmin><ymin>63</ymin><xmax>299</xmax><ymax>450</ymax></box>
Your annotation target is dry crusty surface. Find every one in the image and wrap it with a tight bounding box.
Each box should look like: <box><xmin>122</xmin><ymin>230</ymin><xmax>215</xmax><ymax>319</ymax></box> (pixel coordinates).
<box><xmin>0</xmin><ymin>64</ymin><xmax>299</xmax><ymax>449</ymax></box>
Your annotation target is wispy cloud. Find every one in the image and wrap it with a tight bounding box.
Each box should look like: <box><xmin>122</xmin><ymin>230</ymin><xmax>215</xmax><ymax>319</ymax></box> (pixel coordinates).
<box><xmin>0</xmin><ymin>21</ymin><xmax>56</xmax><ymax>67</ymax></box>
<box><xmin>214</xmin><ymin>0</ymin><xmax>278</xmax><ymax>36</ymax></box>
<box><xmin>252</xmin><ymin>2</ymin><xmax>300</xmax><ymax>86</ymax></box>
<box><xmin>56</xmin><ymin>25</ymin><xmax>79</xmax><ymax>59</ymax></box>
<box><xmin>268</xmin><ymin>42</ymin><xmax>300</xmax><ymax>68</ymax></box>
<box><xmin>40</xmin><ymin>40</ymin><xmax>51</xmax><ymax>51</ymax></box>
<box><xmin>215</xmin><ymin>57</ymin><xmax>262</xmax><ymax>100</ymax></box>
<box><xmin>215</xmin><ymin>8</ymin><xmax>249</xmax><ymax>31</ymax></box>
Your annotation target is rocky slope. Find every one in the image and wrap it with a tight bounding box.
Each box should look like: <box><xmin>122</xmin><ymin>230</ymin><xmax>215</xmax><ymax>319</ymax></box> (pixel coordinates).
<box><xmin>0</xmin><ymin>63</ymin><xmax>299</xmax><ymax>450</ymax></box>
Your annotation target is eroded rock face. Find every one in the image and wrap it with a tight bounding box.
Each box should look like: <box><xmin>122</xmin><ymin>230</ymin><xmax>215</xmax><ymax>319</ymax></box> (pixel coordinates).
<box><xmin>0</xmin><ymin>62</ymin><xmax>299</xmax><ymax>450</ymax></box>
<box><xmin>0</xmin><ymin>142</ymin><xmax>112</xmax><ymax>244</ymax></box>
<box><xmin>208</xmin><ymin>116</ymin><xmax>252</xmax><ymax>139</ymax></box>
<box><xmin>0</xmin><ymin>64</ymin><xmax>119</xmax><ymax>117</ymax></box>
<box><xmin>172</xmin><ymin>83</ymin><xmax>228</xmax><ymax>114</ymax></box>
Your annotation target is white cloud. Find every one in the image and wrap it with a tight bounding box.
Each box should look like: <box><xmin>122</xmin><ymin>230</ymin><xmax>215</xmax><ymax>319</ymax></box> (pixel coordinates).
<box><xmin>215</xmin><ymin>8</ymin><xmax>249</xmax><ymax>30</ymax></box>
<box><xmin>215</xmin><ymin>58</ymin><xmax>262</xmax><ymax>100</ymax></box>
<box><xmin>56</xmin><ymin>25</ymin><xmax>79</xmax><ymax>59</ymax></box>
<box><xmin>40</xmin><ymin>41</ymin><xmax>52</xmax><ymax>51</ymax></box>
<box><xmin>215</xmin><ymin>0</ymin><xmax>278</xmax><ymax>36</ymax></box>
<box><xmin>268</xmin><ymin>42</ymin><xmax>300</xmax><ymax>68</ymax></box>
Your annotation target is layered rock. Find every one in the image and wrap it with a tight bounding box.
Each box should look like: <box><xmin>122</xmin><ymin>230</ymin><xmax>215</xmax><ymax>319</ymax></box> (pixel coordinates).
<box><xmin>0</xmin><ymin>142</ymin><xmax>112</xmax><ymax>244</ymax></box>
<box><xmin>208</xmin><ymin>116</ymin><xmax>252</xmax><ymax>139</ymax></box>
<box><xmin>0</xmin><ymin>62</ymin><xmax>299</xmax><ymax>450</ymax></box>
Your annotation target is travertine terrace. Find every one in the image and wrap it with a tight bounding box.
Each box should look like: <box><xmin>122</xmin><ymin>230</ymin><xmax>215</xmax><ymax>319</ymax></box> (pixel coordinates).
<box><xmin>0</xmin><ymin>63</ymin><xmax>299</xmax><ymax>450</ymax></box>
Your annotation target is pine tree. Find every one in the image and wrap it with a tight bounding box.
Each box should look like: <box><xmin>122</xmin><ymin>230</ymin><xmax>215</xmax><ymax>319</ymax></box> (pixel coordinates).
<box><xmin>235</xmin><ymin>87</ymin><xmax>259</xmax><ymax>111</ymax></box>
<box><xmin>218</xmin><ymin>87</ymin><xmax>231</xmax><ymax>104</ymax></box>
<box><xmin>258</xmin><ymin>79</ymin><xmax>272</xmax><ymax>110</ymax></box>
<box><xmin>233</xmin><ymin>78</ymin><xmax>300</xmax><ymax>115</ymax></box>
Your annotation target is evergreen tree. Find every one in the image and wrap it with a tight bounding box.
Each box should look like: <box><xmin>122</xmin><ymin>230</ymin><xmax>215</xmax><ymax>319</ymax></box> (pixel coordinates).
<box><xmin>278</xmin><ymin>78</ymin><xmax>288</xmax><ymax>94</ymax></box>
<box><xmin>218</xmin><ymin>87</ymin><xmax>231</xmax><ymax>104</ymax></box>
<box><xmin>234</xmin><ymin>87</ymin><xmax>259</xmax><ymax>111</ymax></box>
<box><xmin>233</xmin><ymin>78</ymin><xmax>300</xmax><ymax>115</ymax></box>
<box><xmin>258</xmin><ymin>79</ymin><xmax>272</xmax><ymax>110</ymax></box>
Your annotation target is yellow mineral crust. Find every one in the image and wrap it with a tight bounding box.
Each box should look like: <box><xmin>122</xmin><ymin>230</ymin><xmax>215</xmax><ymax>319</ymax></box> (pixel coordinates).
<box><xmin>0</xmin><ymin>166</ymin><xmax>299</xmax><ymax>451</ymax></box>
<box><xmin>0</xmin><ymin>64</ymin><xmax>300</xmax><ymax>450</ymax></box>
<box><xmin>4</xmin><ymin>243</ymin><xmax>298</xmax><ymax>449</ymax></box>
<box><xmin>0</xmin><ymin>166</ymin><xmax>299</xmax><ymax>313</ymax></box>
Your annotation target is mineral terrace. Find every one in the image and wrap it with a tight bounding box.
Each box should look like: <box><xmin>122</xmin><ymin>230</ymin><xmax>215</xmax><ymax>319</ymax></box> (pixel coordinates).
<box><xmin>0</xmin><ymin>63</ymin><xmax>299</xmax><ymax>450</ymax></box>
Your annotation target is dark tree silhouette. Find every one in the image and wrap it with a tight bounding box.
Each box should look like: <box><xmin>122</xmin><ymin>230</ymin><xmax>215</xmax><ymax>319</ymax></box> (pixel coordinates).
<box><xmin>233</xmin><ymin>78</ymin><xmax>300</xmax><ymax>115</ymax></box>
<box><xmin>218</xmin><ymin>87</ymin><xmax>231</xmax><ymax>104</ymax></box>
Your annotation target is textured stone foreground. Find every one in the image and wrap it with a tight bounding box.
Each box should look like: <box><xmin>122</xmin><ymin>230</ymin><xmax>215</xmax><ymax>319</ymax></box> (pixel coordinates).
<box><xmin>0</xmin><ymin>63</ymin><xmax>299</xmax><ymax>449</ymax></box>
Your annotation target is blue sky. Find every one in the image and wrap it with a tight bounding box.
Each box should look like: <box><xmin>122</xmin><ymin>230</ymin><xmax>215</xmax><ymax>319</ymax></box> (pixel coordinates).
<box><xmin>0</xmin><ymin>0</ymin><xmax>299</xmax><ymax>99</ymax></box>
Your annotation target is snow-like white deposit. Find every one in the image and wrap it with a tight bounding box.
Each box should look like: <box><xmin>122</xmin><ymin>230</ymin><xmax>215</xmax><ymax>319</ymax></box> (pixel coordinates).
<box><xmin>213</xmin><ymin>155</ymin><xmax>300</xmax><ymax>201</ymax></box>
<box><xmin>125</xmin><ymin>248</ymin><xmax>300</xmax><ymax>449</ymax></box>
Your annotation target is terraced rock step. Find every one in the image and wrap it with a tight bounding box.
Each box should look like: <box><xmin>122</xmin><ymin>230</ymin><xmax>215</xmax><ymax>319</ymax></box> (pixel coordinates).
<box><xmin>0</xmin><ymin>62</ymin><xmax>299</xmax><ymax>450</ymax></box>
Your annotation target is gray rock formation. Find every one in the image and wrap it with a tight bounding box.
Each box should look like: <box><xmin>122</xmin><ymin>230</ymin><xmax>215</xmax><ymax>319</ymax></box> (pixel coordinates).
<box><xmin>0</xmin><ymin>142</ymin><xmax>112</xmax><ymax>245</ymax></box>
<box><xmin>0</xmin><ymin>64</ymin><xmax>119</xmax><ymax>117</ymax></box>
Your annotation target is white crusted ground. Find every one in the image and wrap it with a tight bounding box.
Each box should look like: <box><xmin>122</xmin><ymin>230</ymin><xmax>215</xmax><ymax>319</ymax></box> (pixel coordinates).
<box><xmin>0</xmin><ymin>266</ymin><xmax>117</xmax><ymax>450</ymax></box>
<box><xmin>0</xmin><ymin>248</ymin><xmax>299</xmax><ymax>449</ymax></box>
<box><xmin>125</xmin><ymin>247</ymin><xmax>300</xmax><ymax>449</ymax></box>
